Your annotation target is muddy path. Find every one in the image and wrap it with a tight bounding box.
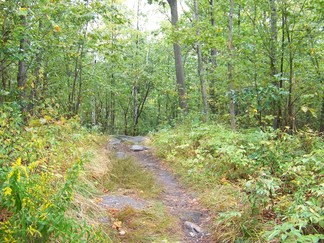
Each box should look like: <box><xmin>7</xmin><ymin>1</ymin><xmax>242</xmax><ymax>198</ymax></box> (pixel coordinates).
<box><xmin>108</xmin><ymin>136</ymin><xmax>213</xmax><ymax>243</ymax></box>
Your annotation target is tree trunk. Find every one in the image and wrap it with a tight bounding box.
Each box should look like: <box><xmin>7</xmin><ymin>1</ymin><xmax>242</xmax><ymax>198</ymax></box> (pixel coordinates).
<box><xmin>307</xmin><ymin>28</ymin><xmax>324</xmax><ymax>132</ymax></box>
<box><xmin>208</xmin><ymin>0</ymin><xmax>218</xmax><ymax>114</ymax></box>
<box><xmin>167</xmin><ymin>0</ymin><xmax>188</xmax><ymax>114</ymax></box>
<box><xmin>320</xmin><ymin>97</ymin><xmax>324</xmax><ymax>133</ymax></box>
<box><xmin>110</xmin><ymin>73</ymin><xmax>115</xmax><ymax>134</ymax></box>
<box><xmin>132</xmin><ymin>0</ymin><xmax>140</xmax><ymax>135</ymax></box>
<box><xmin>228</xmin><ymin>0</ymin><xmax>236</xmax><ymax>130</ymax></box>
<box><xmin>194</xmin><ymin>0</ymin><xmax>209</xmax><ymax>121</ymax></box>
<box><xmin>277</xmin><ymin>7</ymin><xmax>286</xmax><ymax>129</ymax></box>
<box><xmin>269</xmin><ymin>0</ymin><xmax>280</xmax><ymax>129</ymax></box>
<box><xmin>287</xmin><ymin>43</ymin><xmax>295</xmax><ymax>132</ymax></box>
<box><xmin>0</xmin><ymin>14</ymin><xmax>9</xmax><ymax>103</ymax></box>
<box><xmin>70</xmin><ymin>46</ymin><xmax>80</xmax><ymax>114</ymax></box>
<box><xmin>17</xmin><ymin>13</ymin><xmax>28</xmax><ymax>114</ymax></box>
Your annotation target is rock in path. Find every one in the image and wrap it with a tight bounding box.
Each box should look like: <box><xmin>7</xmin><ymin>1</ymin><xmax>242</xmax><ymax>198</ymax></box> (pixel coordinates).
<box><xmin>116</xmin><ymin>151</ymin><xmax>127</xmax><ymax>159</ymax></box>
<box><xmin>108</xmin><ymin>138</ymin><xmax>121</xmax><ymax>146</ymax></box>
<box><xmin>184</xmin><ymin>221</ymin><xmax>203</xmax><ymax>234</ymax></box>
<box><xmin>100</xmin><ymin>195</ymin><xmax>147</xmax><ymax>210</ymax></box>
<box><xmin>130</xmin><ymin>145</ymin><xmax>148</xmax><ymax>151</ymax></box>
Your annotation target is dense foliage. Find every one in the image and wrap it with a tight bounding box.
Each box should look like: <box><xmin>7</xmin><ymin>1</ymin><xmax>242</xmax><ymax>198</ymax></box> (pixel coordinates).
<box><xmin>0</xmin><ymin>104</ymin><xmax>106</xmax><ymax>242</ymax></box>
<box><xmin>1</xmin><ymin>0</ymin><xmax>323</xmax><ymax>134</ymax></box>
<box><xmin>153</xmin><ymin>122</ymin><xmax>324</xmax><ymax>242</ymax></box>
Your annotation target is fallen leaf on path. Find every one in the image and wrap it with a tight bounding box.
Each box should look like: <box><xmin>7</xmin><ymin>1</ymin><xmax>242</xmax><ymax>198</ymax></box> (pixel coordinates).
<box><xmin>94</xmin><ymin>197</ymin><xmax>103</xmax><ymax>203</ymax></box>
<box><xmin>112</xmin><ymin>221</ymin><xmax>122</xmax><ymax>230</ymax></box>
<box><xmin>107</xmin><ymin>208</ymin><xmax>119</xmax><ymax>215</ymax></box>
<box><xmin>221</xmin><ymin>177</ymin><xmax>230</xmax><ymax>185</ymax></box>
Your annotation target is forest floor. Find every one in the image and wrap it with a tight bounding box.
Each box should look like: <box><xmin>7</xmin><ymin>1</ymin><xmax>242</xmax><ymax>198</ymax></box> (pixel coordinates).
<box><xmin>100</xmin><ymin>136</ymin><xmax>213</xmax><ymax>242</ymax></box>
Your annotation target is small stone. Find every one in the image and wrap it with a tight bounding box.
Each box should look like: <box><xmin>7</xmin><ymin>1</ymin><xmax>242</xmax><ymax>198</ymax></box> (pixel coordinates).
<box><xmin>189</xmin><ymin>232</ymin><xmax>196</xmax><ymax>237</ymax></box>
<box><xmin>130</xmin><ymin>145</ymin><xmax>147</xmax><ymax>151</ymax></box>
<box><xmin>108</xmin><ymin>138</ymin><xmax>121</xmax><ymax>145</ymax></box>
<box><xmin>119</xmin><ymin>230</ymin><xmax>126</xmax><ymax>236</ymax></box>
<box><xmin>184</xmin><ymin>221</ymin><xmax>203</xmax><ymax>234</ymax></box>
<box><xmin>116</xmin><ymin>152</ymin><xmax>127</xmax><ymax>159</ymax></box>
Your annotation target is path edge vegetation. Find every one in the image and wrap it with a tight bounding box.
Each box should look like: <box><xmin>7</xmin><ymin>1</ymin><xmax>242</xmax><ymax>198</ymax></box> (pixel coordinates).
<box><xmin>0</xmin><ymin>105</ymin><xmax>111</xmax><ymax>242</ymax></box>
<box><xmin>151</xmin><ymin>120</ymin><xmax>324</xmax><ymax>242</ymax></box>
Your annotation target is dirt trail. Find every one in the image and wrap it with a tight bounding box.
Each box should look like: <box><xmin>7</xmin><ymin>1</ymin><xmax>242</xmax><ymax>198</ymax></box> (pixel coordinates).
<box><xmin>109</xmin><ymin>136</ymin><xmax>212</xmax><ymax>243</ymax></box>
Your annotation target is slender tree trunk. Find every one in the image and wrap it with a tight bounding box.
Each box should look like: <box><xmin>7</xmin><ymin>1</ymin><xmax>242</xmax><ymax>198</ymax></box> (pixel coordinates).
<box><xmin>167</xmin><ymin>0</ymin><xmax>188</xmax><ymax>114</ymax></box>
<box><xmin>208</xmin><ymin>0</ymin><xmax>218</xmax><ymax>114</ymax></box>
<box><xmin>110</xmin><ymin>73</ymin><xmax>115</xmax><ymax>134</ymax></box>
<box><xmin>269</xmin><ymin>0</ymin><xmax>278</xmax><ymax>78</ymax></box>
<box><xmin>228</xmin><ymin>0</ymin><xmax>236</xmax><ymax>130</ymax></box>
<box><xmin>104</xmin><ymin>90</ymin><xmax>109</xmax><ymax>132</ymax></box>
<box><xmin>17</xmin><ymin>13</ymin><xmax>28</xmax><ymax>114</ymax></box>
<box><xmin>277</xmin><ymin>7</ymin><xmax>286</xmax><ymax>128</ymax></box>
<box><xmin>132</xmin><ymin>0</ymin><xmax>140</xmax><ymax>135</ymax></box>
<box><xmin>307</xmin><ymin>28</ymin><xmax>324</xmax><ymax>132</ymax></box>
<box><xmin>237</xmin><ymin>4</ymin><xmax>241</xmax><ymax>35</ymax></box>
<box><xmin>28</xmin><ymin>21</ymin><xmax>43</xmax><ymax>115</ymax></box>
<box><xmin>286</xmin><ymin>17</ymin><xmax>295</xmax><ymax>132</ymax></box>
<box><xmin>194</xmin><ymin>0</ymin><xmax>209</xmax><ymax>121</ymax></box>
<box><xmin>250</xmin><ymin>3</ymin><xmax>262</xmax><ymax>126</ymax></box>
<box><xmin>75</xmin><ymin>60</ymin><xmax>83</xmax><ymax>115</ymax></box>
<box><xmin>320</xmin><ymin>97</ymin><xmax>324</xmax><ymax>133</ymax></box>
<box><xmin>70</xmin><ymin>46</ymin><xmax>80</xmax><ymax>113</ymax></box>
<box><xmin>0</xmin><ymin>59</ymin><xmax>7</xmax><ymax>103</ymax></box>
<box><xmin>134</xmin><ymin>83</ymin><xmax>151</xmax><ymax>132</ymax></box>
<box><xmin>269</xmin><ymin>0</ymin><xmax>280</xmax><ymax>129</ymax></box>
<box><xmin>0</xmin><ymin>14</ymin><xmax>9</xmax><ymax>103</ymax></box>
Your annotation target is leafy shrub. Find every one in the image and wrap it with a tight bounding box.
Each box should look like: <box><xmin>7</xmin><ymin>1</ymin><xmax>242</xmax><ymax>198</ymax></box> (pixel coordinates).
<box><xmin>152</xmin><ymin>122</ymin><xmax>324</xmax><ymax>241</ymax></box>
<box><xmin>0</xmin><ymin>103</ymin><xmax>104</xmax><ymax>242</ymax></box>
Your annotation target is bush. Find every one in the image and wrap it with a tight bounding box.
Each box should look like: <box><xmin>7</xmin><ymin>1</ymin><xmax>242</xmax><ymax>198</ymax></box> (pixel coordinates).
<box><xmin>0</xmin><ymin>103</ymin><xmax>103</xmax><ymax>242</ymax></box>
<box><xmin>152</xmin><ymin>122</ymin><xmax>324</xmax><ymax>241</ymax></box>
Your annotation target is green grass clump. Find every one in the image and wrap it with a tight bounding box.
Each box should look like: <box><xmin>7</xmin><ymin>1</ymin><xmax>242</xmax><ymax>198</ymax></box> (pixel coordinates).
<box><xmin>105</xmin><ymin>157</ymin><xmax>162</xmax><ymax>199</ymax></box>
<box><xmin>113</xmin><ymin>203</ymin><xmax>180</xmax><ymax>243</ymax></box>
<box><xmin>152</xmin><ymin>122</ymin><xmax>324</xmax><ymax>242</ymax></box>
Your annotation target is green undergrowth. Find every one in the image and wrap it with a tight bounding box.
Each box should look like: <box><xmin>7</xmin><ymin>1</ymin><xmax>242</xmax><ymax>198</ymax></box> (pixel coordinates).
<box><xmin>0</xmin><ymin>103</ymin><xmax>109</xmax><ymax>242</ymax></box>
<box><xmin>152</xmin><ymin>122</ymin><xmax>324</xmax><ymax>242</ymax></box>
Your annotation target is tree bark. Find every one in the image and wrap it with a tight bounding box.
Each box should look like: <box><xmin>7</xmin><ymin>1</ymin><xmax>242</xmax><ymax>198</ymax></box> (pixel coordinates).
<box><xmin>228</xmin><ymin>0</ymin><xmax>236</xmax><ymax>130</ymax></box>
<box><xmin>320</xmin><ymin>97</ymin><xmax>324</xmax><ymax>133</ymax></box>
<box><xmin>307</xmin><ymin>28</ymin><xmax>324</xmax><ymax>132</ymax></box>
<box><xmin>269</xmin><ymin>0</ymin><xmax>280</xmax><ymax>129</ymax></box>
<box><xmin>167</xmin><ymin>0</ymin><xmax>188</xmax><ymax>114</ymax></box>
<box><xmin>208</xmin><ymin>0</ymin><xmax>218</xmax><ymax>114</ymax></box>
<box><xmin>194</xmin><ymin>0</ymin><xmax>209</xmax><ymax>121</ymax></box>
<box><xmin>17</xmin><ymin>13</ymin><xmax>28</xmax><ymax>114</ymax></box>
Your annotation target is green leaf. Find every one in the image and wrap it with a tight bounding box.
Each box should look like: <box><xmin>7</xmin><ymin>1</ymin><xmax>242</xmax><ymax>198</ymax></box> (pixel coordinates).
<box><xmin>17</xmin><ymin>8</ymin><xmax>28</xmax><ymax>16</ymax></box>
